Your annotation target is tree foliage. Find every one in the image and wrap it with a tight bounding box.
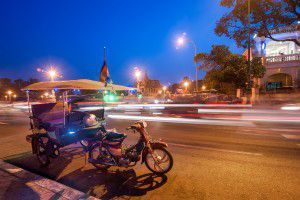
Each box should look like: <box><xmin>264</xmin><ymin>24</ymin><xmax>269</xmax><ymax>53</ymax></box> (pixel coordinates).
<box><xmin>0</xmin><ymin>78</ymin><xmax>39</xmax><ymax>97</ymax></box>
<box><xmin>195</xmin><ymin>45</ymin><xmax>266</xmax><ymax>92</ymax></box>
<box><xmin>215</xmin><ymin>0</ymin><xmax>300</xmax><ymax>47</ymax></box>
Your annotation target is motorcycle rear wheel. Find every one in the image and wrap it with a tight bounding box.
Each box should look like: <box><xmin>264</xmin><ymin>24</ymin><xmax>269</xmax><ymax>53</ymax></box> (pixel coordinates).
<box><xmin>89</xmin><ymin>144</ymin><xmax>111</xmax><ymax>171</ymax></box>
<box><xmin>145</xmin><ymin>147</ymin><xmax>173</xmax><ymax>174</ymax></box>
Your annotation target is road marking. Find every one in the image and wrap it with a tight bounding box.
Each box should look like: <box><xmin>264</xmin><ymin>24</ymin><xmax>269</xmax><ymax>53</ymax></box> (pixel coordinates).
<box><xmin>281</xmin><ymin>134</ymin><xmax>300</xmax><ymax>140</ymax></box>
<box><xmin>168</xmin><ymin>142</ymin><xmax>263</xmax><ymax>156</ymax></box>
<box><xmin>269</xmin><ymin>128</ymin><xmax>300</xmax><ymax>133</ymax></box>
<box><xmin>238</xmin><ymin>131</ymin><xmax>279</xmax><ymax>137</ymax></box>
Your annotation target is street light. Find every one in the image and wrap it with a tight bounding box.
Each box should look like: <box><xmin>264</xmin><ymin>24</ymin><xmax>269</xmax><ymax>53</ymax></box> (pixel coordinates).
<box><xmin>48</xmin><ymin>68</ymin><xmax>57</xmax><ymax>82</ymax></box>
<box><xmin>176</xmin><ymin>36</ymin><xmax>185</xmax><ymax>46</ymax></box>
<box><xmin>176</xmin><ymin>33</ymin><xmax>199</xmax><ymax>92</ymax></box>
<box><xmin>134</xmin><ymin>67</ymin><xmax>142</xmax><ymax>92</ymax></box>
<box><xmin>202</xmin><ymin>85</ymin><xmax>206</xmax><ymax>91</ymax></box>
<box><xmin>134</xmin><ymin>70</ymin><xmax>141</xmax><ymax>80</ymax></box>
<box><xmin>162</xmin><ymin>86</ymin><xmax>167</xmax><ymax>91</ymax></box>
<box><xmin>162</xmin><ymin>86</ymin><xmax>167</xmax><ymax>98</ymax></box>
<box><xmin>7</xmin><ymin>90</ymin><xmax>13</xmax><ymax>102</ymax></box>
<box><xmin>183</xmin><ymin>81</ymin><xmax>189</xmax><ymax>93</ymax></box>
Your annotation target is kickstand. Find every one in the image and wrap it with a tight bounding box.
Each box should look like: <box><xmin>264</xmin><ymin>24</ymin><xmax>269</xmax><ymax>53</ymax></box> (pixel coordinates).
<box><xmin>84</xmin><ymin>152</ymin><xmax>87</xmax><ymax>166</ymax></box>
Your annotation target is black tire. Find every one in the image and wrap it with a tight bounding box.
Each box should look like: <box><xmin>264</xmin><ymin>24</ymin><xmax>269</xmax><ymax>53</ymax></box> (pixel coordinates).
<box><xmin>145</xmin><ymin>147</ymin><xmax>173</xmax><ymax>174</ymax></box>
<box><xmin>36</xmin><ymin>137</ymin><xmax>50</xmax><ymax>167</ymax></box>
<box><xmin>88</xmin><ymin>144</ymin><xmax>110</xmax><ymax>171</ymax></box>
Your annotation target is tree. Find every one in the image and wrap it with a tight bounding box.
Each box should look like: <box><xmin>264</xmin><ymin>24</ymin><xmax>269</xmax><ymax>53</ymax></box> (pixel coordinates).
<box><xmin>215</xmin><ymin>0</ymin><xmax>300</xmax><ymax>47</ymax></box>
<box><xmin>195</xmin><ymin>45</ymin><xmax>266</xmax><ymax>93</ymax></box>
<box><xmin>14</xmin><ymin>79</ymin><xmax>27</xmax><ymax>89</ymax></box>
<box><xmin>169</xmin><ymin>83</ymin><xmax>180</xmax><ymax>94</ymax></box>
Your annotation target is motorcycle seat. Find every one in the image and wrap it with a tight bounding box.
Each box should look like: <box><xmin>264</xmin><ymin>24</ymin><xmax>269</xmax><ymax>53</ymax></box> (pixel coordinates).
<box><xmin>105</xmin><ymin>132</ymin><xmax>127</xmax><ymax>142</ymax></box>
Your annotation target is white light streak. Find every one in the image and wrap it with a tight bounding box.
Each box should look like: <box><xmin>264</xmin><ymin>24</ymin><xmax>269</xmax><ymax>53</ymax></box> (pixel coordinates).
<box><xmin>107</xmin><ymin>114</ymin><xmax>252</xmax><ymax>127</ymax></box>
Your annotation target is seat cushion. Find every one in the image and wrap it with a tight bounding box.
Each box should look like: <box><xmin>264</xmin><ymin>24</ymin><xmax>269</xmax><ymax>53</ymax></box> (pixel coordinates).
<box><xmin>105</xmin><ymin>132</ymin><xmax>127</xmax><ymax>141</ymax></box>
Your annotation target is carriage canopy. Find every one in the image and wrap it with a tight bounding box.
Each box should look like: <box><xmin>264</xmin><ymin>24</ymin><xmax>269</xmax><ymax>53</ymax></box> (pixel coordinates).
<box><xmin>22</xmin><ymin>79</ymin><xmax>135</xmax><ymax>91</ymax></box>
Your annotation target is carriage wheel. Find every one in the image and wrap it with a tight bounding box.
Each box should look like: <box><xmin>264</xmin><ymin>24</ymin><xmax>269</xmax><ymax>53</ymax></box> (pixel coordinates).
<box><xmin>36</xmin><ymin>136</ymin><xmax>50</xmax><ymax>167</ymax></box>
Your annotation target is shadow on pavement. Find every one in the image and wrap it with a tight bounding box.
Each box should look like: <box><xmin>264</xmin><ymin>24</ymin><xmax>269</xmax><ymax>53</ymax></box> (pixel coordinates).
<box><xmin>2</xmin><ymin>179</ymin><xmax>41</xmax><ymax>200</ymax></box>
<box><xmin>59</xmin><ymin>167</ymin><xmax>168</xmax><ymax>199</ymax></box>
<box><xmin>4</xmin><ymin>145</ymin><xmax>85</xmax><ymax>180</ymax></box>
<box><xmin>4</xmin><ymin>145</ymin><xmax>168</xmax><ymax>199</ymax></box>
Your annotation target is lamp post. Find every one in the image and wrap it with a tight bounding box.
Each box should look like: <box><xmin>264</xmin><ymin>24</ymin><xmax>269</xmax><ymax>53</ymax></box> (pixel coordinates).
<box><xmin>7</xmin><ymin>90</ymin><xmax>12</xmax><ymax>103</ymax></box>
<box><xmin>134</xmin><ymin>67</ymin><xmax>142</xmax><ymax>92</ymax></box>
<box><xmin>47</xmin><ymin>68</ymin><xmax>58</xmax><ymax>99</ymax></box>
<box><xmin>246</xmin><ymin>0</ymin><xmax>251</xmax><ymax>88</ymax></box>
<box><xmin>176</xmin><ymin>33</ymin><xmax>199</xmax><ymax>92</ymax></box>
<box><xmin>162</xmin><ymin>86</ymin><xmax>167</xmax><ymax>98</ymax></box>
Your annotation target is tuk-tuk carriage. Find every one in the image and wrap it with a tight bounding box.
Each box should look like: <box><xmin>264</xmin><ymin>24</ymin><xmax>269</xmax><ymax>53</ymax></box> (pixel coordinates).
<box><xmin>23</xmin><ymin>79</ymin><xmax>134</xmax><ymax>166</ymax></box>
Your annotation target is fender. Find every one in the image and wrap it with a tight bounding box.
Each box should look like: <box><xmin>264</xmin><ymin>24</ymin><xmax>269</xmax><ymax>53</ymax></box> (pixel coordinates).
<box><xmin>141</xmin><ymin>141</ymin><xmax>168</xmax><ymax>164</ymax></box>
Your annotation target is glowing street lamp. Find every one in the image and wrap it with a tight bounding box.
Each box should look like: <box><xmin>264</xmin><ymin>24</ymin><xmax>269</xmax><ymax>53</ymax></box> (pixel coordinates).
<box><xmin>176</xmin><ymin>36</ymin><xmax>185</xmax><ymax>46</ymax></box>
<box><xmin>134</xmin><ymin>67</ymin><xmax>142</xmax><ymax>92</ymax></box>
<box><xmin>162</xmin><ymin>86</ymin><xmax>167</xmax><ymax>92</ymax></box>
<box><xmin>6</xmin><ymin>90</ymin><xmax>13</xmax><ymax>102</ymax></box>
<box><xmin>13</xmin><ymin>94</ymin><xmax>17</xmax><ymax>98</ymax></box>
<box><xmin>202</xmin><ymin>85</ymin><xmax>206</xmax><ymax>91</ymax></box>
<box><xmin>134</xmin><ymin>70</ymin><xmax>141</xmax><ymax>80</ymax></box>
<box><xmin>4</xmin><ymin>95</ymin><xmax>8</xmax><ymax>101</ymax></box>
<box><xmin>48</xmin><ymin>69</ymin><xmax>57</xmax><ymax>82</ymax></box>
<box><xmin>183</xmin><ymin>81</ymin><xmax>189</xmax><ymax>93</ymax></box>
<box><xmin>176</xmin><ymin>33</ymin><xmax>199</xmax><ymax>92</ymax></box>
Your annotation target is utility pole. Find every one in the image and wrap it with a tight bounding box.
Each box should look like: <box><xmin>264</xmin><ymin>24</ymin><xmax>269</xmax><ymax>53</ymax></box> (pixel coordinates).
<box><xmin>247</xmin><ymin>0</ymin><xmax>251</xmax><ymax>87</ymax></box>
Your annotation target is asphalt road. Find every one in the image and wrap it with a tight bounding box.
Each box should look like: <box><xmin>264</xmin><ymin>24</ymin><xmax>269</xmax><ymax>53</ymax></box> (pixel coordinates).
<box><xmin>0</xmin><ymin>104</ymin><xmax>300</xmax><ymax>199</ymax></box>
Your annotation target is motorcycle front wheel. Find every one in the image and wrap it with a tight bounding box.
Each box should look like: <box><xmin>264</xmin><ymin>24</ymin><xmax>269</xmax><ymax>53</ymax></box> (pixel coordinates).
<box><xmin>145</xmin><ymin>147</ymin><xmax>173</xmax><ymax>174</ymax></box>
<box><xmin>88</xmin><ymin>144</ymin><xmax>111</xmax><ymax>171</ymax></box>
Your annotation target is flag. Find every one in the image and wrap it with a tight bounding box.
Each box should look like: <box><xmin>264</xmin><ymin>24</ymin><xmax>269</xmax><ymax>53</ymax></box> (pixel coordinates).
<box><xmin>99</xmin><ymin>60</ymin><xmax>110</xmax><ymax>85</ymax></box>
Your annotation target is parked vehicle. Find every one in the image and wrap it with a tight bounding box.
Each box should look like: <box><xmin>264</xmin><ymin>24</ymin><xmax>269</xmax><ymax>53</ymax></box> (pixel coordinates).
<box><xmin>88</xmin><ymin>120</ymin><xmax>173</xmax><ymax>174</ymax></box>
<box><xmin>22</xmin><ymin>79</ymin><xmax>134</xmax><ymax>167</ymax></box>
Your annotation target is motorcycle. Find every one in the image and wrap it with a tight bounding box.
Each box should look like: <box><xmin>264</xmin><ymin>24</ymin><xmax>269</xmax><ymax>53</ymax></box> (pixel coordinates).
<box><xmin>88</xmin><ymin>120</ymin><xmax>173</xmax><ymax>174</ymax></box>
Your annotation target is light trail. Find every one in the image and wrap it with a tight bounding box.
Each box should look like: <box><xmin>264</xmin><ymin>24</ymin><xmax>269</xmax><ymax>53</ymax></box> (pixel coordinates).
<box><xmin>117</xmin><ymin>104</ymin><xmax>252</xmax><ymax>108</ymax></box>
<box><xmin>281</xmin><ymin>106</ymin><xmax>300</xmax><ymax>111</ymax></box>
<box><xmin>203</xmin><ymin>116</ymin><xmax>300</xmax><ymax>123</ymax></box>
<box><xmin>107</xmin><ymin>114</ymin><xmax>252</xmax><ymax>127</ymax></box>
<box><xmin>198</xmin><ymin>108</ymin><xmax>300</xmax><ymax>114</ymax></box>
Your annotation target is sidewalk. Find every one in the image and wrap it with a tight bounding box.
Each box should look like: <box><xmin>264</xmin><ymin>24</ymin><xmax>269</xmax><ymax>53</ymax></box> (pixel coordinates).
<box><xmin>0</xmin><ymin>160</ymin><xmax>98</xmax><ymax>200</ymax></box>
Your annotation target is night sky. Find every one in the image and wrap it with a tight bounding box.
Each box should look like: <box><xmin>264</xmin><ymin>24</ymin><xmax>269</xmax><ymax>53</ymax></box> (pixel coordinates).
<box><xmin>0</xmin><ymin>0</ymin><xmax>241</xmax><ymax>86</ymax></box>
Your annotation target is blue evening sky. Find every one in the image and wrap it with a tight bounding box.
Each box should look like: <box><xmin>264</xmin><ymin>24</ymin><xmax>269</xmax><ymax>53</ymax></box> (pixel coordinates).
<box><xmin>0</xmin><ymin>0</ymin><xmax>242</xmax><ymax>86</ymax></box>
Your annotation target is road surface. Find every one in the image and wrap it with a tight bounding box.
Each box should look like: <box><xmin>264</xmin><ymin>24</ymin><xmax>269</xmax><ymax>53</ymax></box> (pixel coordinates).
<box><xmin>0</xmin><ymin>104</ymin><xmax>299</xmax><ymax>199</ymax></box>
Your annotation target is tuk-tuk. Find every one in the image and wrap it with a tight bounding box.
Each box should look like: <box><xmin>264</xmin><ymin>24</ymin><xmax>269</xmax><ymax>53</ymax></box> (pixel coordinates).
<box><xmin>22</xmin><ymin>79</ymin><xmax>134</xmax><ymax>166</ymax></box>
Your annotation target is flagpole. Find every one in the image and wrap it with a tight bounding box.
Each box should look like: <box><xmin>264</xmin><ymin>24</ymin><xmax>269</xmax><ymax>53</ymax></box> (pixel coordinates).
<box><xmin>103</xmin><ymin>46</ymin><xmax>107</xmax><ymax>62</ymax></box>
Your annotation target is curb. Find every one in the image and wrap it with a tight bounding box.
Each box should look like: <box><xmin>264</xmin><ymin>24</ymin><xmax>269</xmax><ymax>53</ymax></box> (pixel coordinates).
<box><xmin>0</xmin><ymin>160</ymin><xmax>98</xmax><ymax>200</ymax></box>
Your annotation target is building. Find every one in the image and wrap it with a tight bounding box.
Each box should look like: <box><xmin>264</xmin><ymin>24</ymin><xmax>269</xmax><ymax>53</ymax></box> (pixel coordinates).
<box><xmin>139</xmin><ymin>72</ymin><xmax>162</xmax><ymax>96</ymax></box>
<box><xmin>252</xmin><ymin>25</ymin><xmax>300</xmax><ymax>90</ymax></box>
